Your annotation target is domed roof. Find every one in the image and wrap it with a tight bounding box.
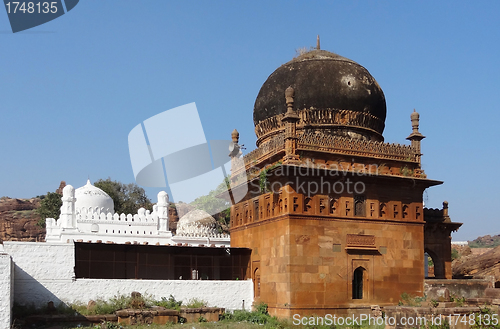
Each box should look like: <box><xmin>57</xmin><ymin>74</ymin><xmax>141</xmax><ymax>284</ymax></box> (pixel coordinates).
<box><xmin>253</xmin><ymin>49</ymin><xmax>386</xmax><ymax>141</ymax></box>
<box><xmin>176</xmin><ymin>209</ymin><xmax>221</xmax><ymax>238</ymax></box>
<box><xmin>75</xmin><ymin>180</ymin><xmax>114</xmax><ymax>214</ymax></box>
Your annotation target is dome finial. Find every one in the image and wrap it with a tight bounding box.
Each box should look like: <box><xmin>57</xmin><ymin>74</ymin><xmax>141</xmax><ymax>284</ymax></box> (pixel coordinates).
<box><xmin>231</xmin><ymin>128</ymin><xmax>239</xmax><ymax>143</ymax></box>
<box><xmin>406</xmin><ymin>109</ymin><xmax>425</xmax><ymax>164</ymax></box>
<box><xmin>316</xmin><ymin>35</ymin><xmax>320</xmax><ymax>50</ymax></box>
<box><xmin>285</xmin><ymin>86</ymin><xmax>295</xmax><ymax>114</ymax></box>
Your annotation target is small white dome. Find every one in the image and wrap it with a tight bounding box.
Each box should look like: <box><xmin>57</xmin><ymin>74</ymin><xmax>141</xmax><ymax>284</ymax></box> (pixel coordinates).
<box><xmin>176</xmin><ymin>209</ymin><xmax>220</xmax><ymax>237</ymax></box>
<box><xmin>75</xmin><ymin>180</ymin><xmax>114</xmax><ymax>214</ymax></box>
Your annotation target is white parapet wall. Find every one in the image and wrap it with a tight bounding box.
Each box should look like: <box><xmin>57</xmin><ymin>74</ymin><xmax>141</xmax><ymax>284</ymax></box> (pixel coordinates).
<box><xmin>4</xmin><ymin>241</ymin><xmax>253</xmax><ymax>311</ymax></box>
<box><xmin>0</xmin><ymin>253</ymin><xmax>13</xmax><ymax>328</ymax></box>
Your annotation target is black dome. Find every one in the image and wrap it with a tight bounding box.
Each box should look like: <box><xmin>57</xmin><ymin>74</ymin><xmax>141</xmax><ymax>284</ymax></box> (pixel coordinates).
<box><xmin>253</xmin><ymin>50</ymin><xmax>387</xmax><ymax>138</ymax></box>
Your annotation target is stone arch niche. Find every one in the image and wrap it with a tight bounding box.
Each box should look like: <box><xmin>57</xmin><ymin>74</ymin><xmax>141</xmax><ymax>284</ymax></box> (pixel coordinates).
<box><xmin>425</xmin><ymin>248</ymin><xmax>444</xmax><ymax>279</ymax></box>
<box><xmin>352</xmin><ymin>266</ymin><xmax>367</xmax><ymax>299</ymax></box>
<box><xmin>253</xmin><ymin>267</ymin><xmax>261</xmax><ymax>299</ymax></box>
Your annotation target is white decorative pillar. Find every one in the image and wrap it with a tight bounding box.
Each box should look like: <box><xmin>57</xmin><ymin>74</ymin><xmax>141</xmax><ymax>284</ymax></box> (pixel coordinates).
<box><xmin>157</xmin><ymin>191</ymin><xmax>170</xmax><ymax>233</ymax></box>
<box><xmin>60</xmin><ymin>185</ymin><xmax>77</xmax><ymax>229</ymax></box>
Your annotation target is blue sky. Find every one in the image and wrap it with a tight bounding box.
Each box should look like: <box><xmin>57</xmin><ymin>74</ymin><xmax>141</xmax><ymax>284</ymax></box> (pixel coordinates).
<box><xmin>0</xmin><ymin>1</ymin><xmax>499</xmax><ymax>241</ymax></box>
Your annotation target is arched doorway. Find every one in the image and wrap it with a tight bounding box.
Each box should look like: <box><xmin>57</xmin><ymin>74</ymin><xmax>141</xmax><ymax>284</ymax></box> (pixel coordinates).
<box><xmin>425</xmin><ymin>248</ymin><xmax>445</xmax><ymax>279</ymax></box>
<box><xmin>352</xmin><ymin>267</ymin><xmax>365</xmax><ymax>299</ymax></box>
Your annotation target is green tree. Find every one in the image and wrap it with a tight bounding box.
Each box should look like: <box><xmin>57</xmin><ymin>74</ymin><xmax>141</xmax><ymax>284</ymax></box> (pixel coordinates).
<box><xmin>36</xmin><ymin>192</ymin><xmax>62</xmax><ymax>228</ymax></box>
<box><xmin>94</xmin><ymin>178</ymin><xmax>152</xmax><ymax>214</ymax></box>
<box><xmin>190</xmin><ymin>177</ymin><xmax>231</xmax><ymax>227</ymax></box>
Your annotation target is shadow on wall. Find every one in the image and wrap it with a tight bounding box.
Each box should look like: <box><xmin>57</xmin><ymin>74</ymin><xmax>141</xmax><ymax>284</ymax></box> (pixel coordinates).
<box><xmin>13</xmin><ymin>264</ymin><xmax>66</xmax><ymax>310</ymax></box>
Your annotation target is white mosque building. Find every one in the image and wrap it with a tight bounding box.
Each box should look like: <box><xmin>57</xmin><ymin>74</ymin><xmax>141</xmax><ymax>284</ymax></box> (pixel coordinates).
<box><xmin>45</xmin><ymin>180</ymin><xmax>230</xmax><ymax>247</ymax></box>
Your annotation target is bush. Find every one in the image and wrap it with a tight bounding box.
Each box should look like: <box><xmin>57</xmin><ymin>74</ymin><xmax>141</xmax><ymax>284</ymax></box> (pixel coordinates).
<box><xmin>220</xmin><ymin>302</ymin><xmax>283</xmax><ymax>327</ymax></box>
<box><xmin>94</xmin><ymin>178</ymin><xmax>152</xmax><ymax>214</ymax></box>
<box><xmin>449</xmin><ymin>294</ymin><xmax>466</xmax><ymax>306</ymax></box>
<box><xmin>70</xmin><ymin>293</ymin><xmax>154</xmax><ymax>315</ymax></box>
<box><xmin>185</xmin><ymin>298</ymin><xmax>207</xmax><ymax>308</ymax></box>
<box><xmin>154</xmin><ymin>295</ymin><xmax>182</xmax><ymax>311</ymax></box>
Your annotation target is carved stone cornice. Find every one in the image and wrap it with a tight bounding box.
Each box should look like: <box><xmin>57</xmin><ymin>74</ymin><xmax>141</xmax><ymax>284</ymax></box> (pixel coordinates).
<box><xmin>298</xmin><ymin>133</ymin><xmax>416</xmax><ymax>162</ymax></box>
<box><xmin>255</xmin><ymin>108</ymin><xmax>385</xmax><ymax>145</ymax></box>
<box><xmin>240</xmin><ymin>130</ymin><xmax>417</xmax><ymax>176</ymax></box>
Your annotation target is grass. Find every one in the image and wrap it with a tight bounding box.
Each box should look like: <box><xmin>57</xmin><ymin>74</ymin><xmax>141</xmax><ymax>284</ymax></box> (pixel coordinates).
<box><xmin>69</xmin><ymin>293</ymin><xmax>156</xmax><ymax>316</ymax></box>
<box><xmin>13</xmin><ymin>299</ymin><xmax>413</xmax><ymax>329</ymax></box>
<box><xmin>13</xmin><ymin>293</ymin><xmax>159</xmax><ymax>318</ymax></box>
<box><xmin>185</xmin><ymin>298</ymin><xmax>208</xmax><ymax>308</ymax></box>
<box><xmin>154</xmin><ymin>295</ymin><xmax>183</xmax><ymax>311</ymax></box>
<box><xmin>11</xmin><ymin>209</ymin><xmax>38</xmax><ymax>218</ymax></box>
<box><xmin>60</xmin><ymin>323</ymin><xmax>278</xmax><ymax>329</ymax></box>
<box><xmin>60</xmin><ymin>319</ymin><xmax>388</xmax><ymax>329</ymax></box>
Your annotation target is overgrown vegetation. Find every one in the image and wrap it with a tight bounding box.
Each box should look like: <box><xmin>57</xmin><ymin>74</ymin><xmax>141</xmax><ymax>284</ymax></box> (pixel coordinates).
<box><xmin>16</xmin><ymin>296</ymin><xmax>485</xmax><ymax>329</ymax></box>
<box><xmin>470</xmin><ymin>305</ymin><xmax>500</xmax><ymax>329</ymax></box>
<box><xmin>185</xmin><ymin>298</ymin><xmax>207</xmax><ymax>308</ymax></box>
<box><xmin>295</xmin><ymin>46</ymin><xmax>314</xmax><ymax>57</ymax></box>
<box><xmin>154</xmin><ymin>295</ymin><xmax>182</xmax><ymax>311</ymax></box>
<box><xmin>14</xmin><ymin>293</ymin><xmax>163</xmax><ymax>319</ymax></box>
<box><xmin>71</xmin><ymin>293</ymin><xmax>155</xmax><ymax>315</ymax></box>
<box><xmin>449</xmin><ymin>294</ymin><xmax>466</xmax><ymax>307</ymax></box>
<box><xmin>398</xmin><ymin>292</ymin><xmax>426</xmax><ymax>306</ymax></box>
<box><xmin>259</xmin><ymin>162</ymin><xmax>282</xmax><ymax>193</ymax></box>
<box><xmin>14</xmin><ymin>293</ymin><xmax>213</xmax><ymax>322</ymax></box>
<box><xmin>220</xmin><ymin>302</ymin><xmax>282</xmax><ymax>327</ymax></box>
<box><xmin>400</xmin><ymin>166</ymin><xmax>414</xmax><ymax>177</ymax></box>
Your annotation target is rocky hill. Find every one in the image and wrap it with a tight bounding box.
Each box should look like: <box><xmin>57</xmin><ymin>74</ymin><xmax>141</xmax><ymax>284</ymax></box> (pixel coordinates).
<box><xmin>0</xmin><ymin>197</ymin><xmax>45</xmax><ymax>242</ymax></box>
<box><xmin>453</xmin><ymin>244</ymin><xmax>500</xmax><ymax>285</ymax></box>
<box><xmin>469</xmin><ymin>234</ymin><xmax>500</xmax><ymax>248</ymax></box>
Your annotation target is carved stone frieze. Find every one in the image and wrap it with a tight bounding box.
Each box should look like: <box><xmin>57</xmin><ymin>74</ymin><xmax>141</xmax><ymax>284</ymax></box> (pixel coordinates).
<box><xmin>346</xmin><ymin>234</ymin><xmax>376</xmax><ymax>247</ymax></box>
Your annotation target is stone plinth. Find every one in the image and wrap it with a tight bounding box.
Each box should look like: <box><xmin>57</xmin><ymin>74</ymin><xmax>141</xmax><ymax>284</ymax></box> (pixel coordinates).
<box><xmin>116</xmin><ymin>308</ymin><xmax>179</xmax><ymax>325</ymax></box>
<box><xmin>179</xmin><ymin>307</ymin><xmax>225</xmax><ymax>323</ymax></box>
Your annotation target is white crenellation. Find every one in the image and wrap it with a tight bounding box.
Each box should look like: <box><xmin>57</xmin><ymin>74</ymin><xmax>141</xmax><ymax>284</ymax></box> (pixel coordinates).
<box><xmin>45</xmin><ymin>182</ymin><xmax>230</xmax><ymax>247</ymax></box>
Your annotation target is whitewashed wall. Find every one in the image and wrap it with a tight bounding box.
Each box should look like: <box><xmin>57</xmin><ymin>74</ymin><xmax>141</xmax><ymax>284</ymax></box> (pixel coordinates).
<box><xmin>0</xmin><ymin>254</ymin><xmax>13</xmax><ymax>328</ymax></box>
<box><xmin>3</xmin><ymin>241</ymin><xmax>253</xmax><ymax>311</ymax></box>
